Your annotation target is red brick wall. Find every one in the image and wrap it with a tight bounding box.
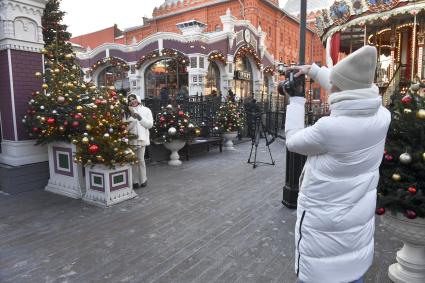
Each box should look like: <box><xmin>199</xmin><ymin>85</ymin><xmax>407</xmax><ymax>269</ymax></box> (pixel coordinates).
<box><xmin>70</xmin><ymin>26</ymin><xmax>117</xmax><ymax>49</ymax></box>
<box><xmin>10</xmin><ymin>50</ymin><xmax>43</xmax><ymax>140</ymax></box>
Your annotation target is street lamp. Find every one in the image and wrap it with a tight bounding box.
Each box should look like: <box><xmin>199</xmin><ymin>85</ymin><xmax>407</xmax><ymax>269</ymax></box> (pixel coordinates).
<box><xmin>282</xmin><ymin>0</ymin><xmax>307</xmax><ymax>209</ymax></box>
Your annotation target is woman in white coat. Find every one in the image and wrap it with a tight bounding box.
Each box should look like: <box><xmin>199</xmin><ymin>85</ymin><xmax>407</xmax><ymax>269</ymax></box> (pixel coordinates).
<box><xmin>126</xmin><ymin>94</ymin><xmax>153</xmax><ymax>188</ymax></box>
<box><xmin>285</xmin><ymin>46</ymin><xmax>391</xmax><ymax>283</ymax></box>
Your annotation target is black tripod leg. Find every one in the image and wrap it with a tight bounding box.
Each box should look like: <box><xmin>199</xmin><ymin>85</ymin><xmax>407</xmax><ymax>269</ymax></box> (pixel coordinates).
<box><xmin>262</xmin><ymin>122</ymin><xmax>275</xmax><ymax>165</ymax></box>
<box><xmin>248</xmin><ymin>140</ymin><xmax>254</xmax><ymax>163</ymax></box>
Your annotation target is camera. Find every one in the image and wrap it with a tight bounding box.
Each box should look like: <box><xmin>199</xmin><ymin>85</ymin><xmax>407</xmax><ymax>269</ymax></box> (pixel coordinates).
<box><xmin>277</xmin><ymin>70</ymin><xmax>305</xmax><ymax>97</ymax></box>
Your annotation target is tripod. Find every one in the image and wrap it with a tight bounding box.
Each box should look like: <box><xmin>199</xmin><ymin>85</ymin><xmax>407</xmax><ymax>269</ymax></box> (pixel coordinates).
<box><xmin>247</xmin><ymin>116</ymin><xmax>275</xmax><ymax>169</ymax></box>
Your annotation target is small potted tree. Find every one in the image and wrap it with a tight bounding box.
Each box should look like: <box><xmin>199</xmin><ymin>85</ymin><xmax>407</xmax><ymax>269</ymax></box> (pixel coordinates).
<box><xmin>73</xmin><ymin>90</ymin><xmax>139</xmax><ymax>207</ymax></box>
<box><xmin>151</xmin><ymin>105</ymin><xmax>199</xmax><ymax>165</ymax></box>
<box><xmin>215</xmin><ymin>98</ymin><xmax>245</xmax><ymax>150</ymax></box>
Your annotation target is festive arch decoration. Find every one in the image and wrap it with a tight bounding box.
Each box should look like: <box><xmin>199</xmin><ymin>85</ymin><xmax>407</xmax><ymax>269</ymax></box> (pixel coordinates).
<box><xmin>135</xmin><ymin>48</ymin><xmax>189</xmax><ymax>69</ymax></box>
<box><xmin>234</xmin><ymin>45</ymin><xmax>262</xmax><ymax>69</ymax></box>
<box><xmin>208</xmin><ymin>51</ymin><xmax>226</xmax><ymax>65</ymax></box>
<box><xmin>88</xmin><ymin>56</ymin><xmax>129</xmax><ymax>76</ymax></box>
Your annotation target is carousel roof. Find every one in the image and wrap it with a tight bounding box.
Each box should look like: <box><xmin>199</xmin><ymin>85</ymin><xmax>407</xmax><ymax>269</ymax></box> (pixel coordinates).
<box><xmin>316</xmin><ymin>0</ymin><xmax>425</xmax><ymax>45</ymax></box>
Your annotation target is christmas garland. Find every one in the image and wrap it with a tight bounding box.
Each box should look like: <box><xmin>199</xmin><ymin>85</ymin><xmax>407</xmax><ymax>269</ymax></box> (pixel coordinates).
<box><xmin>208</xmin><ymin>51</ymin><xmax>226</xmax><ymax>65</ymax></box>
<box><xmin>235</xmin><ymin>45</ymin><xmax>262</xmax><ymax>69</ymax></box>
<box><xmin>263</xmin><ymin>66</ymin><xmax>275</xmax><ymax>76</ymax></box>
<box><xmin>135</xmin><ymin>48</ymin><xmax>189</xmax><ymax>69</ymax></box>
<box><xmin>88</xmin><ymin>56</ymin><xmax>129</xmax><ymax>76</ymax></box>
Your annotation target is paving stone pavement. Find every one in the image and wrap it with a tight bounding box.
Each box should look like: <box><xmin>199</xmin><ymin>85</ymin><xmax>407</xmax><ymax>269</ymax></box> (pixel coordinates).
<box><xmin>0</xmin><ymin>140</ymin><xmax>401</xmax><ymax>283</ymax></box>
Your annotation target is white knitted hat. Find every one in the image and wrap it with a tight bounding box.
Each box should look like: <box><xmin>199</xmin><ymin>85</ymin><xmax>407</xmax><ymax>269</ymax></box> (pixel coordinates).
<box><xmin>330</xmin><ymin>45</ymin><xmax>377</xmax><ymax>91</ymax></box>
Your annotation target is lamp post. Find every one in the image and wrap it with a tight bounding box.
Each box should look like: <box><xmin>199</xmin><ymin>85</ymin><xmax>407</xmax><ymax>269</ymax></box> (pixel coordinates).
<box><xmin>282</xmin><ymin>0</ymin><xmax>307</xmax><ymax>209</ymax></box>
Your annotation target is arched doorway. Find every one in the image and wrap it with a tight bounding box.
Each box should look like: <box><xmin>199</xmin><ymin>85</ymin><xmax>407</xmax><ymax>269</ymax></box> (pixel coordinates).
<box><xmin>233</xmin><ymin>56</ymin><xmax>253</xmax><ymax>99</ymax></box>
<box><xmin>97</xmin><ymin>65</ymin><xmax>130</xmax><ymax>92</ymax></box>
<box><xmin>205</xmin><ymin>61</ymin><xmax>221</xmax><ymax>96</ymax></box>
<box><xmin>144</xmin><ymin>58</ymin><xmax>188</xmax><ymax>99</ymax></box>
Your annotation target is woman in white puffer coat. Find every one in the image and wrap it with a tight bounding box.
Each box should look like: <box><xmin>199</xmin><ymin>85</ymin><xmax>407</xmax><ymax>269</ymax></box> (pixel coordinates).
<box><xmin>285</xmin><ymin>46</ymin><xmax>391</xmax><ymax>283</ymax></box>
<box><xmin>126</xmin><ymin>94</ymin><xmax>153</xmax><ymax>188</ymax></box>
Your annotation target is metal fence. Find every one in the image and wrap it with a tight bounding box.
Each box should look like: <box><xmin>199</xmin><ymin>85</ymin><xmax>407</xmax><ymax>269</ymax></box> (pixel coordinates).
<box><xmin>142</xmin><ymin>93</ymin><xmax>328</xmax><ymax>139</ymax></box>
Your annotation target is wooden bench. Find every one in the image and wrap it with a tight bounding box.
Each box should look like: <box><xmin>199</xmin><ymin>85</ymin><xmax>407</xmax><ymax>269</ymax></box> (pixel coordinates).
<box><xmin>184</xmin><ymin>136</ymin><xmax>223</xmax><ymax>161</ymax></box>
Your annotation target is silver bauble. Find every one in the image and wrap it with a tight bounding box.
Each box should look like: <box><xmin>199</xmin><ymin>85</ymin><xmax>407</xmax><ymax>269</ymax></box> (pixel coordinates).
<box><xmin>399</xmin><ymin>152</ymin><xmax>412</xmax><ymax>164</ymax></box>
<box><xmin>168</xmin><ymin>127</ymin><xmax>177</xmax><ymax>135</ymax></box>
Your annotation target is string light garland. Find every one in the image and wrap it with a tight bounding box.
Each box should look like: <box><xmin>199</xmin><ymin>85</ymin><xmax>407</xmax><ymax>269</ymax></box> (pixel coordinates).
<box><xmin>208</xmin><ymin>51</ymin><xmax>226</xmax><ymax>65</ymax></box>
<box><xmin>235</xmin><ymin>45</ymin><xmax>262</xmax><ymax>69</ymax></box>
<box><xmin>88</xmin><ymin>56</ymin><xmax>129</xmax><ymax>76</ymax></box>
<box><xmin>263</xmin><ymin>66</ymin><xmax>275</xmax><ymax>76</ymax></box>
<box><xmin>135</xmin><ymin>48</ymin><xmax>189</xmax><ymax>69</ymax></box>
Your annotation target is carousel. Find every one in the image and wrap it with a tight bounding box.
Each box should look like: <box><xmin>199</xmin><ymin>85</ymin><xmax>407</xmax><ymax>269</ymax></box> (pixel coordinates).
<box><xmin>316</xmin><ymin>0</ymin><xmax>425</xmax><ymax>104</ymax></box>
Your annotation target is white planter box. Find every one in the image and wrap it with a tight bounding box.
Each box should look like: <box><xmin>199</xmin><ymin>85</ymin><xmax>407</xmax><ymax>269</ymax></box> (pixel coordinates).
<box><xmin>83</xmin><ymin>164</ymin><xmax>136</xmax><ymax>207</ymax></box>
<box><xmin>45</xmin><ymin>141</ymin><xmax>84</xmax><ymax>199</ymax></box>
<box><xmin>222</xmin><ymin>131</ymin><xmax>238</xmax><ymax>151</ymax></box>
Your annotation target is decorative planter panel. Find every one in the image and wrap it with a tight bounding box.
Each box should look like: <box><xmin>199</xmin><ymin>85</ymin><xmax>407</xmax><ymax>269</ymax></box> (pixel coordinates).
<box><xmin>83</xmin><ymin>164</ymin><xmax>136</xmax><ymax>207</ymax></box>
<box><xmin>164</xmin><ymin>140</ymin><xmax>186</xmax><ymax>166</ymax></box>
<box><xmin>45</xmin><ymin>141</ymin><xmax>84</xmax><ymax>199</ymax></box>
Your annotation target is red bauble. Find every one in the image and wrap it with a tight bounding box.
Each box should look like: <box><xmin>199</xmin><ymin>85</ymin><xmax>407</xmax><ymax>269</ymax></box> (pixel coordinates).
<box><xmin>74</xmin><ymin>114</ymin><xmax>82</xmax><ymax>119</ymax></box>
<box><xmin>32</xmin><ymin>127</ymin><xmax>39</xmax><ymax>132</ymax></box>
<box><xmin>405</xmin><ymin>210</ymin><xmax>417</xmax><ymax>219</ymax></box>
<box><xmin>384</xmin><ymin>149</ymin><xmax>387</xmax><ymax>155</ymax></box>
<box><xmin>376</xmin><ymin>207</ymin><xmax>385</xmax><ymax>215</ymax></box>
<box><xmin>71</xmin><ymin>121</ymin><xmax>79</xmax><ymax>128</ymax></box>
<box><xmin>63</xmin><ymin>120</ymin><xmax>69</xmax><ymax>126</ymax></box>
<box><xmin>401</xmin><ymin>95</ymin><xmax>412</xmax><ymax>104</ymax></box>
<box><xmin>408</xmin><ymin>187</ymin><xmax>417</xmax><ymax>194</ymax></box>
<box><xmin>92</xmin><ymin>115</ymin><xmax>97</xmax><ymax>119</ymax></box>
<box><xmin>384</xmin><ymin>154</ymin><xmax>393</xmax><ymax>161</ymax></box>
<box><xmin>178</xmin><ymin>111</ymin><xmax>184</xmax><ymax>117</ymax></box>
<box><xmin>47</xmin><ymin>118</ymin><xmax>55</xmax><ymax>125</ymax></box>
<box><xmin>160</xmin><ymin>116</ymin><xmax>165</xmax><ymax>122</ymax></box>
<box><xmin>109</xmin><ymin>91</ymin><xmax>117</xmax><ymax>97</ymax></box>
<box><xmin>88</xmin><ymin>144</ymin><xmax>99</xmax><ymax>154</ymax></box>
<box><xmin>95</xmin><ymin>99</ymin><xmax>101</xmax><ymax>105</ymax></box>
<box><xmin>179</xmin><ymin>128</ymin><xmax>185</xmax><ymax>134</ymax></box>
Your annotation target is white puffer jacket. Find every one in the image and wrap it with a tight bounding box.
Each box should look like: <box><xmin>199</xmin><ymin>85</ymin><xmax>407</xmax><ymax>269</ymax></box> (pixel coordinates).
<box><xmin>285</xmin><ymin>65</ymin><xmax>391</xmax><ymax>283</ymax></box>
<box><xmin>126</xmin><ymin>104</ymin><xmax>153</xmax><ymax>147</ymax></box>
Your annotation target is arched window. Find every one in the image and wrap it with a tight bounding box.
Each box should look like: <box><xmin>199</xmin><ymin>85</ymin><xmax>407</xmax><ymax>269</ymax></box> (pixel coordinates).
<box><xmin>144</xmin><ymin>58</ymin><xmax>188</xmax><ymax>99</ymax></box>
<box><xmin>97</xmin><ymin>65</ymin><xmax>129</xmax><ymax>91</ymax></box>
<box><xmin>205</xmin><ymin>61</ymin><xmax>221</xmax><ymax>96</ymax></box>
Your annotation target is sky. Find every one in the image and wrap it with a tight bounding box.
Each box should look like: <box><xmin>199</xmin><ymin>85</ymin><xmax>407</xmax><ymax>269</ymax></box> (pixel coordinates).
<box><xmin>61</xmin><ymin>0</ymin><xmax>288</xmax><ymax>37</ymax></box>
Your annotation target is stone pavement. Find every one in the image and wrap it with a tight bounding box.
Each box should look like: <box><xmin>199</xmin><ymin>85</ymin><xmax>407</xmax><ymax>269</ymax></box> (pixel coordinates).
<box><xmin>0</xmin><ymin>140</ymin><xmax>401</xmax><ymax>283</ymax></box>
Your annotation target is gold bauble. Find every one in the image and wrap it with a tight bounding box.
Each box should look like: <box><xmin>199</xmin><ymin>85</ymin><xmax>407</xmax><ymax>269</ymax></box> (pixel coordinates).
<box><xmin>404</xmin><ymin>108</ymin><xmax>412</xmax><ymax>114</ymax></box>
<box><xmin>89</xmin><ymin>85</ymin><xmax>97</xmax><ymax>90</ymax></box>
<box><xmin>67</xmin><ymin>82</ymin><xmax>75</xmax><ymax>89</ymax></box>
<box><xmin>392</xmin><ymin>173</ymin><xmax>401</xmax><ymax>181</ymax></box>
<box><xmin>65</xmin><ymin>53</ymin><xmax>74</xmax><ymax>59</ymax></box>
<box><xmin>42</xmin><ymin>83</ymin><xmax>48</xmax><ymax>89</ymax></box>
<box><xmin>40</xmin><ymin>117</ymin><xmax>46</xmax><ymax>122</ymax></box>
<box><xmin>58</xmin><ymin>126</ymin><xmax>65</xmax><ymax>132</ymax></box>
<box><xmin>422</xmin><ymin>152</ymin><xmax>425</xmax><ymax>161</ymax></box>
<box><xmin>54</xmin><ymin>68</ymin><xmax>60</xmax><ymax>74</ymax></box>
<box><xmin>82</xmin><ymin>137</ymin><xmax>89</xmax><ymax>144</ymax></box>
<box><xmin>108</xmin><ymin>86</ymin><xmax>115</xmax><ymax>90</ymax></box>
<box><xmin>96</xmin><ymin>155</ymin><xmax>104</xmax><ymax>161</ymax></box>
<box><xmin>416</xmin><ymin>109</ymin><xmax>425</xmax><ymax>120</ymax></box>
<box><xmin>85</xmin><ymin>124</ymin><xmax>92</xmax><ymax>130</ymax></box>
<box><xmin>76</xmin><ymin>105</ymin><xmax>83</xmax><ymax>111</ymax></box>
<box><xmin>41</xmin><ymin>48</ymin><xmax>48</xmax><ymax>54</ymax></box>
<box><xmin>195</xmin><ymin>129</ymin><xmax>201</xmax><ymax>136</ymax></box>
<box><xmin>35</xmin><ymin>72</ymin><xmax>42</xmax><ymax>78</ymax></box>
<box><xmin>71</xmin><ymin>139</ymin><xmax>78</xmax><ymax>144</ymax></box>
<box><xmin>81</xmin><ymin>84</ymin><xmax>87</xmax><ymax>90</ymax></box>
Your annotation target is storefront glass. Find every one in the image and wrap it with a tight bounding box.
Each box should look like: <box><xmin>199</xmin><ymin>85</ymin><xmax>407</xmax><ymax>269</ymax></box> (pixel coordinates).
<box><xmin>97</xmin><ymin>66</ymin><xmax>130</xmax><ymax>91</ymax></box>
<box><xmin>233</xmin><ymin>56</ymin><xmax>253</xmax><ymax>99</ymax></box>
<box><xmin>144</xmin><ymin>58</ymin><xmax>188</xmax><ymax>99</ymax></box>
<box><xmin>205</xmin><ymin>62</ymin><xmax>221</xmax><ymax>96</ymax></box>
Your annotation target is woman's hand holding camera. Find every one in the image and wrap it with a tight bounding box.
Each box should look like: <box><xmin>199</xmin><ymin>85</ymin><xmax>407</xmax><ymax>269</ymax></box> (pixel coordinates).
<box><xmin>132</xmin><ymin>113</ymin><xmax>142</xmax><ymax>121</ymax></box>
<box><xmin>287</xmin><ymin>65</ymin><xmax>311</xmax><ymax>77</ymax></box>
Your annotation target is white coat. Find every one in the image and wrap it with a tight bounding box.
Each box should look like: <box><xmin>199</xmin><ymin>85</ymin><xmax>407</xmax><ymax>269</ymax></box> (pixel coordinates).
<box><xmin>285</xmin><ymin>64</ymin><xmax>391</xmax><ymax>283</ymax></box>
<box><xmin>126</xmin><ymin>104</ymin><xmax>153</xmax><ymax>146</ymax></box>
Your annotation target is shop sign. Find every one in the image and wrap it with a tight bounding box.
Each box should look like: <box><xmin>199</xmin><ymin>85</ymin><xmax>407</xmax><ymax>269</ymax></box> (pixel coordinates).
<box><xmin>234</xmin><ymin>70</ymin><xmax>251</xmax><ymax>81</ymax></box>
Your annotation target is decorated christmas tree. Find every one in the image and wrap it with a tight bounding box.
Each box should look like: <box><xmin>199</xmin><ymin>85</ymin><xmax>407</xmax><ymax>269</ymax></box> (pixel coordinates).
<box><xmin>214</xmin><ymin>97</ymin><xmax>245</xmax><ymax>133</ymax></box>
<box><xmin>377</xmin><ymin>82</ymin><xmax>425</xmax><ymax>219</ymax></box>
<box><xmin>24</xmin><ymin>0</ymin><xmax>136</xmax><ymax>168</ymax></box>
<box><xmin>151</xmin><ymin>105</ymin><xmax>200</xmax><ymax>144</ymax></box>
<box><xmin>23</xmin><ymin>0</ymin><xmax>93</xmax><ymax>144</ymax></box>
<box><xmin>72</xmin><ymin>89</ymin><xmax>138</xmax><ymax>168</ymax></box>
